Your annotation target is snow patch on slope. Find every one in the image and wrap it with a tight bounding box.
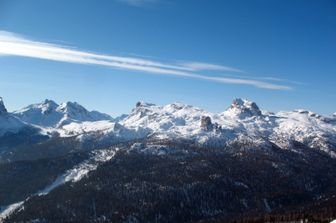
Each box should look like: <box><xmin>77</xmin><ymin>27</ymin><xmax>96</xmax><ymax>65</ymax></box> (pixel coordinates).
<box><xmin>0</xmin><ymin>201</ymin><xmax>24</xmax><ymax>222</ymax></box>
<box><xmin>59</xmin><ymin>120</ymin><xmax>116</xmax><ymax>136</ymax></box>
<box><xmin>39</xmin><ymin>148</ymin><xmax>118</xmax><ymax>195</ymax></box>
<box><xmin>0</xmin><ymin>148</ymin><xmax>118</xmax><ymax>221</ymax></box>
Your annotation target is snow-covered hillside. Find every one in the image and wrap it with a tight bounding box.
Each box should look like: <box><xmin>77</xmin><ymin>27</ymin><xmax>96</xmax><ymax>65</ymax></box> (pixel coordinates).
<box><xmin>0</xmin><ymin>98</ymin><xmax>28</xmax><ymax>136</ymax></box>
<box><xmin>270</xmin><ymin>110</ymin><xmax>336</xmax><ymax>156</ymax></box>
<box><xmin>0</xmin><ymin>148</ymin><xmax>118</xmax><ymax>221</ymax></box>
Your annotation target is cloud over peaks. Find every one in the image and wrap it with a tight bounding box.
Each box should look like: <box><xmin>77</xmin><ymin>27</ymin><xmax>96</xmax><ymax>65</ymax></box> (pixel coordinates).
<box><xmin>0</xmin><ymin>31</ymin><xmax>292</xmax><ymax>90</ymax></box>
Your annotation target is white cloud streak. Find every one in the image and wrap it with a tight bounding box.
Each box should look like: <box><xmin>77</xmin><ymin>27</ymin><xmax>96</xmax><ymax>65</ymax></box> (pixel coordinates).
<box><xmin>180</xmin><ymin>62</ymin><xmax>243</xmax><ymax>73</ymax></box>
<box><xmin>0</xmin><ymin>31</ymin><xmax>291</xmax><ymax>90</ymax></box>
<box><xmin>212</xmin><ymin>73</ymin><xmax>304</xmax><ymax>86</ymax></box>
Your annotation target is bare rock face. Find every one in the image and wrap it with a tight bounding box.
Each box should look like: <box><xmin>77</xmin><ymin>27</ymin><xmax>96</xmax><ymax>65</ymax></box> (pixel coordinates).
<box><xmin>135</xmin><ymin>101</ymin><xmax>156</xmax><ymax>108</ymax></box>
<box><xmin>201</xmin><ymin>116</ymin><xmax>213</xmax><ymax>131</ymax></box>
<box><xmin>213</xmin><ymin>122</ymin><xmax>222</xmax><ymax>133</ymax></box>
<box><xmin>0</xmin><ymin>97</ymin><xmax>8</xmax><ymax>115</ymax></box>
<box><xmin>229</xmin><ymin>98</ymin><xmax>262</xmax><ymax>118</ymax></box>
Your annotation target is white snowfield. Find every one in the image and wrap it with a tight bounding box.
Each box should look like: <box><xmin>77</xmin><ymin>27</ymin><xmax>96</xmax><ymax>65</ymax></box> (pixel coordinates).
<box><xmin>39</xmin><ymin>148</ymin><xmax>118</xmax><ymax>195</ymax></box>
<box><xmin>60</xmin><ymin>120</ymin><xmax>117</xmax><ymax>136</ymax></box>
<box><xmin>1</xmin><ymin>98</ymin><xmax>336</xmax><ymax>157</ymax></box>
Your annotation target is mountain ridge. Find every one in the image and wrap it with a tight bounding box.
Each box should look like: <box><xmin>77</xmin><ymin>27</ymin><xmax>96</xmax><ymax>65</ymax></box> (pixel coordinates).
<box><xmin>0</xmin><ymin>97</ymin><xmax>335</xmax><ymax>158</ymax></box>
<box><xmin>12</xmin><ymin>99</ymin><xmax>113</xmax><ymax>128</ymax></box>
<box><xmin>1</xmin><ymin>97</ymin><xmax>336</xmax><ymax>222</ymax></box>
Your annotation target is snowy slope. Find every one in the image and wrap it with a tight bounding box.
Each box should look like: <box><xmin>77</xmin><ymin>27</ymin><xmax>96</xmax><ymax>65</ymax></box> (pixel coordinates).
<box><xmin>59</xmin><ymin>120</ymin><xmax>148</xmax><ymax>138</ymax></box>
<box><xmin>0</xmin><ymin>148</ymin><xmax>118</xmax><ymax>222</ymax></box>
<box><xmin>13</xmin><ymin>99</ymin><xmax>112</xmax><ymax>128</ymax></box>
<box><xmin>39</xmin><ymin>148</ymin><xmax>118</xmax><ymax>195</ymax></box>
<box><xmin>0</xmin><ymin>114</ymin><xmax>26</xmax><ymax>136</ymax></box>
<box><xmin>270</xmin><ymin>110</ymin><xmax>336</xmax><ymax>156</ymax></box>
<box><xmin>0</xmin><ymin>98</ymin><xmax>28</xmax><ymax>136</ymax></box>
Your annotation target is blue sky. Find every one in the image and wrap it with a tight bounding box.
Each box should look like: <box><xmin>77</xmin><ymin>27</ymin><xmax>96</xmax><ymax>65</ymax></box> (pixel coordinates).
<box><xmin>0</xmin><ymin>0</ymin><xmax>335</xmax><ymax>116</ymax></box>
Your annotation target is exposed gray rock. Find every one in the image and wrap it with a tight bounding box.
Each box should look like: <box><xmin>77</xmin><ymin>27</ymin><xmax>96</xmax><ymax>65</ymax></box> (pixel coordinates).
<box><xmin>0</xmin><ymin>97</ymin><xmax>8</xmax><ymax>115</ymax></box>
<box><xmin>201</xmin><ymin>116</ymin><xmax>213</xmax><ymax>131</ymax></box>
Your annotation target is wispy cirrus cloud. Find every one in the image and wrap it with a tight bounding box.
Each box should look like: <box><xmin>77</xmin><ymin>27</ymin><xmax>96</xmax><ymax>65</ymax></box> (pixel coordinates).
<box><xmin>180</xmin><ymin>62</ymin><xmax>244</xmax><ymax>73</ymax></box>
<box><xmin>0</xmin><ymin>31</ymin><xmax>292</xmax><ymax>90</ymax></box>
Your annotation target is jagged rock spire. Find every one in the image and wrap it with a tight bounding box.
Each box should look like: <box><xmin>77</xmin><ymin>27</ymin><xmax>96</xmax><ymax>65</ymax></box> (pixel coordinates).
<box><xmin>201</xmin><ymin>116</ymin><xmax>213</xmax><ymax>131</ymax></box>
<box><xmin>0</xmin><ymin>97</ymin><xmax>8</xmax><ymax>114</ymax></box>
<box><xmin>226</xmin><ymin>98</ymin><xmax>262</xmax><ymax>118</ymax></box>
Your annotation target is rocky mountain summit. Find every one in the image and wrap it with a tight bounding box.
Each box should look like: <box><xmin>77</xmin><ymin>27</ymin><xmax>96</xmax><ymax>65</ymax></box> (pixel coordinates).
<box><xmin>0</xmin><ymin>97</ymin><xmax>8</xmax><ymax>115</ymax></box>
<box><xmin>12</xmin><ymin>99</ymin><xmax>112</xmax><ymax>128</ymax></box>
<box><xmin>0</xmin><ymin>98</ymin><xmax>27</xmax><ymax>136</ymax></box>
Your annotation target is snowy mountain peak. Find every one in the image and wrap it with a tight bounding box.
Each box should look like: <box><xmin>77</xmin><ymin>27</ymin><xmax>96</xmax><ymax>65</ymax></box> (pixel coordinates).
<box><xmin>43</xmin><ymin>99</ymin><xmax>58</xmax><ymax>106</ymax></box>
<box><xmin>16</xmin><ymin>99</ymin><xmax>58</xmax><ymax>114</ymax></box>
<box><xmin>57</xmin><ymin>101</ymin><xmax>88</xmax><ymax>115</ymax></box>
<box><xmin>54</xmin><ymin>101</ymin><xmax>113</xmax><ymax>126</ymax></box>
<box><xmin>131</xmin><ymin>101</ymin><xmax>158</xmax><ymax>118</ymax></box>
<box><xmin>223</xmin><ymin>98</ymin><xmax>262</xmax><ymax>119</ymax></box>
<box><xmin>13</xmin><ymin>100</ymin><xmax>112</xmax><ymax>128</ymax></box>
<box><xmin>164</xmin><ymin>102</ymin><xmax>191</xmax><ymax>111</ymax></box>
<box><xmin>0</xmin><ymin>97</ymin><xmax>8</xmax><ymax>115</ymax></box>
<box><xmin>231</xmin><ymin>98</ymin><xmax>261</xmax><ymax>113</ymax></box>
<box><xmin>135</xmin><ymin>101</ymin><xmax>156</xmax><ymax>108</ymax></box>
<box><xmin>40</xmin><ymin>99</ymin><xmax>58</xmax><ymax>114</ymax></box>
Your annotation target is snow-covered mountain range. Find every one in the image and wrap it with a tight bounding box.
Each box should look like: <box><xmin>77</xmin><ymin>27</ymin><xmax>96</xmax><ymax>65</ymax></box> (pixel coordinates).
<box><xmin>1</xmin><ymin>97</ymin><xmax>336</xmax><ymax>223</ymax></box>
<box><xmin>1</xmin><ymin>97</ymin><xmax>336</xmax><ymax>157</ymax></box>
<box><xmin>121</xmin><ymin>98</ymin><xmax>336</xmax><ymax>156</ymax></box>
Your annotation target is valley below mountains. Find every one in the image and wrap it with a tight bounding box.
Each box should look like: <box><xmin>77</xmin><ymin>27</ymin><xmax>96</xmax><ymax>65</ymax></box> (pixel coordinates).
<box><xmin>0</xmin><ymin>97</ymin><xmax>336</xmax><ymax>223</ymax></box>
